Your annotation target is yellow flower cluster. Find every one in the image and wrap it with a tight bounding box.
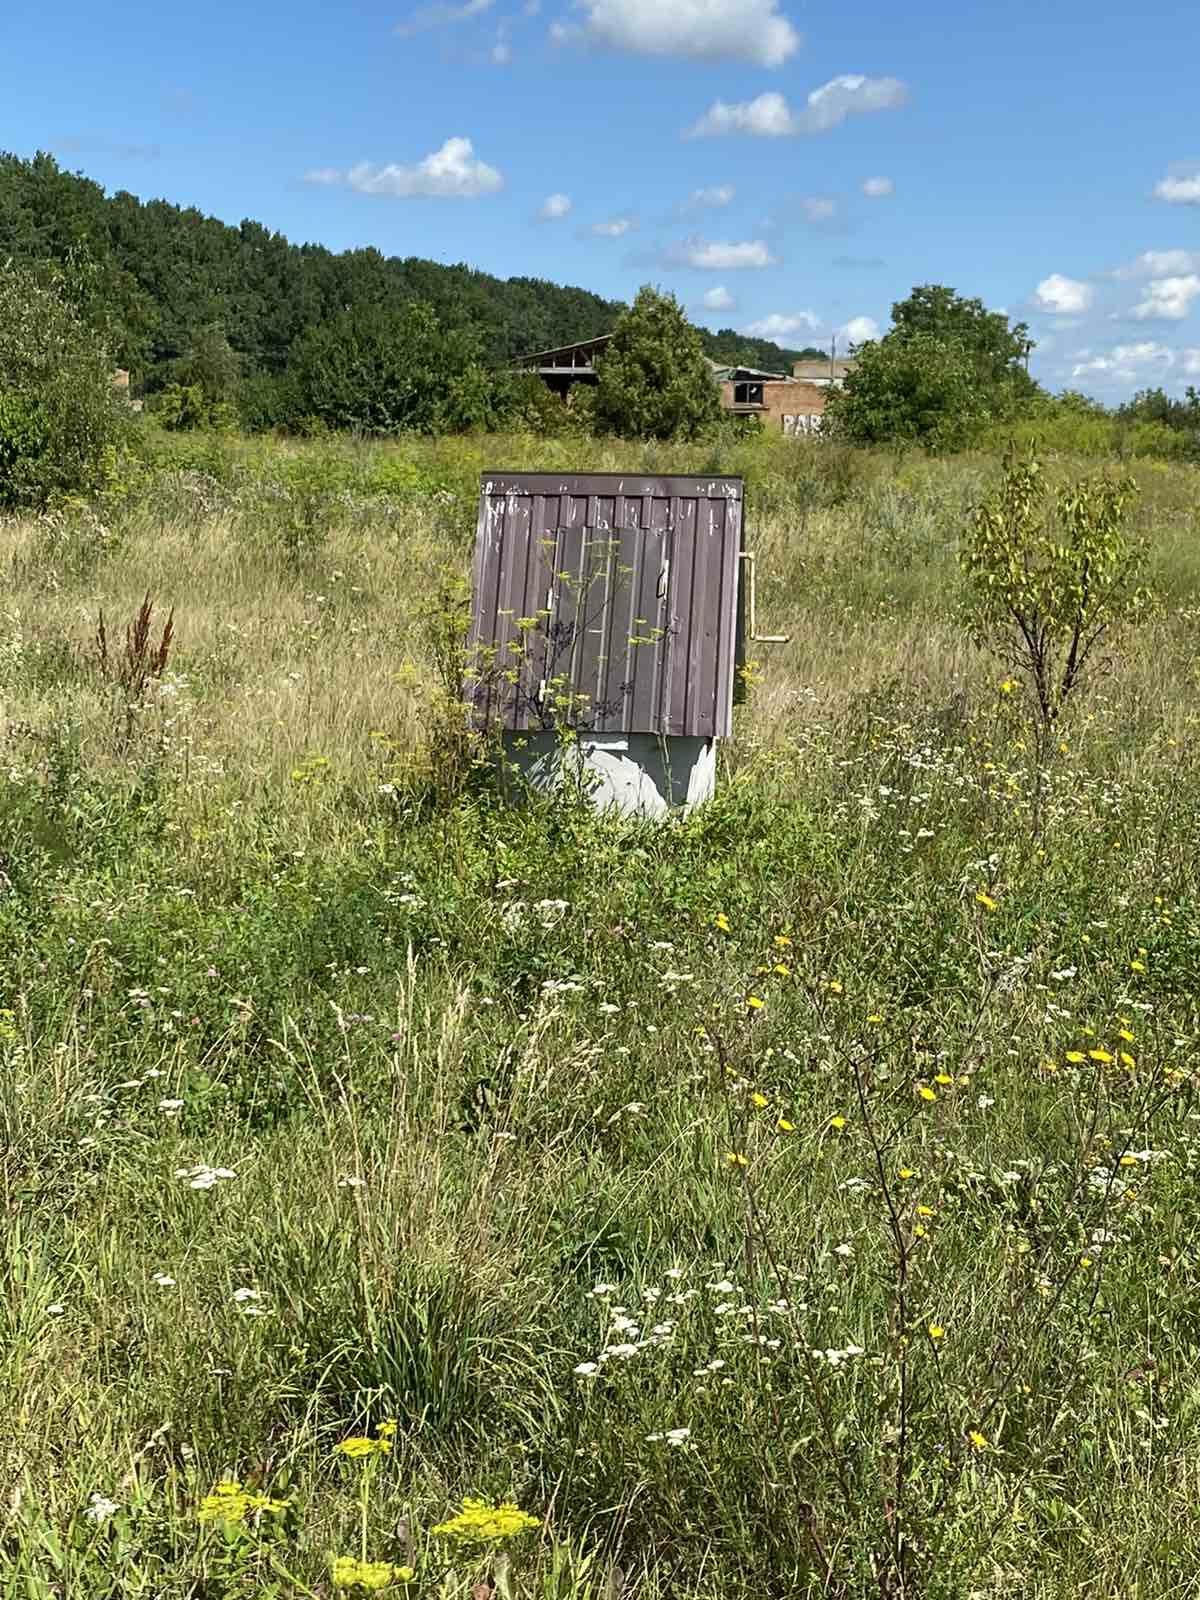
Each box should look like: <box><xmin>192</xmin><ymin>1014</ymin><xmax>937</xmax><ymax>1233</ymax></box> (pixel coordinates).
<box><xmin>332</xmin><ymin>1556</ymin><xmax>414</xmax><ymax>1591</ymax></box>
<box><xmin>197</xmin><ymin>1480</ymin><xmax>289</xmax><ymax>1525</ymax></box>
<box><xmin>334</xmin><ymin>1419</ymin><xmax>397</xmax><ymax>1460</ymax></box>
<box><xmin>431</xmin><ymin>1497</ymin><xmax>540</xmax><ymax>1545</ymax></box>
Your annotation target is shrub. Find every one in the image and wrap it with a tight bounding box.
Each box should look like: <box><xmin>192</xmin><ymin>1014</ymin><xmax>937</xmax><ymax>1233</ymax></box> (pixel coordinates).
<box><xmin>0</xmin><ymin>262</ymin><xmax>132</xmax><ymax>508</ymax></box>
<box><xmin>594</xmin><ymin>286</ymin><xmax>721</xmax><ymax>441</ymax></box>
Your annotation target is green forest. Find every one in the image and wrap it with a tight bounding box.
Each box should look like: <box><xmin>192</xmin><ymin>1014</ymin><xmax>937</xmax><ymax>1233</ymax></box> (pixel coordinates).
<box><xmin>0</xmin><ymin>151</ymin><xmax>818</xmax><ymax>413</ymax></box>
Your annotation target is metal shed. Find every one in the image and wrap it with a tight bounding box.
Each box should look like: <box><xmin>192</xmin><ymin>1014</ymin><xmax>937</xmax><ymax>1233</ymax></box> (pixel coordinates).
<box><xmin>467</xmin><ymin>471</ymin><xmax>747</xmax><ymax>815</ymax></box>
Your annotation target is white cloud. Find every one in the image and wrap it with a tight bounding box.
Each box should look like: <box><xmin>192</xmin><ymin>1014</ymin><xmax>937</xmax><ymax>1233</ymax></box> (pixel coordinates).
<box><xmin>839</xmin><ymin>315</ymin><xmax>879</xmax><ymax>343</ymax></box>
<box><xmin>573</xmin><ymin>0</ymin><xmax>800</xmax><ymax>68</ymax></box>
<box><xmin>688</xmin><ymin>74</ymin><xmax>909</xmax><ymax>138</ymax></box>
<box><xmin>688</xmin><ymin>184</ymin><xmax>735</xmax><ymax>209</ymax></box>
<box><xmin>490</xmin><ymin>39</ymin><xmax>512</xmax><ymax>63</ymax></box>
<box><xmin>395</xmin><ymin>0</ymin><xmax>493</xmax><ymax>36</ymax></box>
<box><xmin>1072</xmin><ymin>341</ymin><xmax>1174</xmax><ymax>380</ymax></box>
<box><xmin>538</xmin><ymin>192</ymin><xmax>572</xmax><ymax>220</ymax></box>
<box><xmin>675</xmin><ymin>237</ymin><xmax>777</xmax><ymax>269</ymax></box>
<box><xmin>1114</xmin><ymin>249</ymin><xmax>1200</xmax><ymax>280</ymax></box>
<box><xmin>1131</xmin><ymin>275</ymin><xmax>1200</xmax><ymax>320</ymax></box>
<box><xmin>309</xmin><ymin>138</ymin><xmax>504</xmax><ymax>199</ymax></box>
<box><xmin>701</xmin><ymin>286</ymin><xmax>736</xmax><ymax>312</ymax></box>
<box><xmin>1033</xmin><ymin>274</ymin><xmax>1094</xmax><ymax>315</ymax></box>
<box><xmin>1183</xmin><ymin>349</ymin><xmax>1200</xmax><ymax>375</ymax></box>
<box><xmin>862</xmin><ymin>176</ymin><xmax>894</xmax><ymax>198</ymax></box>
<box><xmin>591</xmin><ymin>216</ymin><xmax>634</xmax><ymax>237</ymax></box>
<box><xmin>744</xmin><ymin>311</ymin><xmax>820</xmax><ymax>338</ymax></box>
<box><xmin>1154</xmin><ymin>171</ymin><xmax>1200</xmax><ymax>205</ymax></box>
<box><xmin>801</xmin><ymin>197</ymin><xmax>836</xmax><ymax>223</ymax></box>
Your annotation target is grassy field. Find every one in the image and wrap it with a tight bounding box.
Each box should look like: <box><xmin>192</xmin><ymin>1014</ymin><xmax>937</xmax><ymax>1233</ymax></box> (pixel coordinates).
<box><xmin>4</xmin><ymin>428</ymin><xmax>1200</xmax><ymax>1598</ymax></box>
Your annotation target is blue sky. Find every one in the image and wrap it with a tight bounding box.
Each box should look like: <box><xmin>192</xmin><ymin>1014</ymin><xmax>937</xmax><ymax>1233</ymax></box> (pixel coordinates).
<box><xmin>4</xmin><ymin>0</ymin><xmax>1199</xmax><ymax>398</ymax></box>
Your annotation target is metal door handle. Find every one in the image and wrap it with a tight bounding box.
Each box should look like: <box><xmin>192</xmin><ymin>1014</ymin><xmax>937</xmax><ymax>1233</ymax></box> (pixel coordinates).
<box><xmin>740</xmin><ymin>552</ymin><xmax>789</xmax><ymax>644</ymax></box>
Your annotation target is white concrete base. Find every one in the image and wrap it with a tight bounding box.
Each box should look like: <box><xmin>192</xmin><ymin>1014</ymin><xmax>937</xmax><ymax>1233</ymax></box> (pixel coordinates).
<box><xmin>501</xmin><ymin>732</ymin><xmax>717</xmax><ymax>818</ymax></box>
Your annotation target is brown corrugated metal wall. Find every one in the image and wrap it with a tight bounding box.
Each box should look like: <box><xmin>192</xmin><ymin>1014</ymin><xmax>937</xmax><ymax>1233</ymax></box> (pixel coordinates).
<box><xmin>468</xmin><ymin>473</ymin><xmax>744</xmax><ymax>739</ymax></box>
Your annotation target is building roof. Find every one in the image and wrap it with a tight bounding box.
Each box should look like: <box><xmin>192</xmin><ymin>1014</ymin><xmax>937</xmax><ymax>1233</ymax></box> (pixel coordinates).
<box><xmin>792</xmin><ymin>357</ymin><xmax>857</xmax><ymax>381</ymax></box>
<box><xmin>710</xmin><ymin>362</ymin><xmax>794</xmax><ymax>383</ymax></box>
<box><xmin>512</xmin><ymin>333</ymin><xmax>612</xmax><ymax>368</ymax></box>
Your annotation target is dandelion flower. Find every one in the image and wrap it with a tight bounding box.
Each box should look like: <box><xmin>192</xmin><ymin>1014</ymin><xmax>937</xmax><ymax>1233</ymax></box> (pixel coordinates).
<box><xmin>751</xmin><ymin>1092</ymin><xmax>769</xmax><ymax>1109</ymax></box>
<box><xmin>928</xmin><ymin>1325</ymin><xmax>945</xmax><ymax>1341</ymax></box>
<box><xmin>968</xmin><ymin>1430</ymin><xmax>990</xmax><ymax>1451</ymax></box>
<box><xmin>1089</xmin><ymin>1049</ymin><xmax>1114</xmax><ymax>1064</ymax></box>
<box><xmin>1131</xmin><ymin>960</ymin><xmax>1146</xmax><ymax>973</ymax></box>
<box><xmin>898</xmin><ymin>1167</ymin><xmax>916</xmax><ymax>1181</ymax></box>
<box><xmin>774</xmin><ymin>935</ymin><xmax>792</xmax><ymax>949</ymax></box>
<box><xmin>725</xmin><ymin>1152</ymin><xmax>749</xmax><ymax>1169</ymax></box>
<box><xmin>829</xmin><ymin>1116</ymin><xmax>847</xmax><ymax>1131</ymax></box>
<box><xmin>1065</xmin><ymin>1051</ymin><xmax>1086</xmax><ymax>1064</ymax></box>
<box><xmin>826</xmin><ymin>980</ymin><xmax>844</xmax><ymax>995</ymax></box>
<box><xmin>975</xmin><ymin>891</ymin><xmax>998</xmax><ymax>912</ymax></box>
<box><xmin>777</xmin><ymin>1117</ymin><xmax>796</xmax><ymax>1133</ymax></box>
<box><xmin>918</xmin><ymin>1086</ymin><xmax>937</xmax><ymax>1103</ymax></box>
<box><xmin>935</xmin><ymin>1073</ymin><xmax>953</xmax><ymax>1086</ymax></box>
<box><xmin>866</xmin><ymin>1013</ymin><xmax>884</xmax><ymax>1024</ymax></box>
<box><xmin>714</xmin><ymin>914</ymin><xmax>731</xmax><ymax>934</ymax></box>
<box><xmin>746</xmin><ymin>995</ymin><xmax>765</xmax><ymax>1011</ymax></box>
<box><xmin>773</xmin><ymin>964</ymin><xmax>791</xmax><ymax>977</ymax></box>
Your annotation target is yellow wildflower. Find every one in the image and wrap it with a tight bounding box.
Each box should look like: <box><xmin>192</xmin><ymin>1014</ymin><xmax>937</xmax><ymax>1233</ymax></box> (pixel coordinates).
<box><xmin>751</xmin><ymin>1092</ymin><xmax>769</xmax><ymax>1108</ymax></box>
<box><xmin>1121</xmin><ymin>1052</ymin><xmax>1136</xmax><ymax>1069</ymax></box>
<box><xmin>968</xmin><ymin>1431</ymin><xmax>990</xmax><ymax>1451</ymax></box>
<box><xmin>332</xmin><ymin>1556</ymin><xmax>415</xmax><ymax>1591</ymax></box>
<box><xmin>774</xmin><ymin>935</ymin><xmax>792</xmax><ymax>949</ymax></box>
<box><xmin>1118</xmin><ymin>1028</ymin><xmax>1136</xmax><ymax>1043</ymax></box>
<box><xmin>975</xmin><ymin>891</ymin><xmax>998</xmax><ymax>912</ymax></box>
<box><xmin>898</xmin><ymin>1167</ymin><xmax>916</xmax><ymax>1181</ymax></box>
<box><xmin>928</xmin><ymin>1325</ymin><xmax>945</xmax><ymax>1341</ymax></box>
<box><xmin>826</xmin><ymin>980</ymin><xmax>844</xmax><ymax>995</ymax></box>
<box><xmin>746</xmin><ymin>995</ymin><xmax>765</xmax><ymax>1010</ymax></box>
<box><xmin>714</xmin><ymin>913</ymin><xmax>731</xmax><ymax>934</ymax></box>
<box><xmin>918</xmin><ymin>1086</ymin><xmax>937</xmax><ymax>1103</ymax></box>
<box><xmin>1089</xmin><ymin>1049</ymin><xmax>1114</xmax><ymax>1064</ymax></box>
<box><xmin>935</xmin><ymin>1073</ymin><xmax>953</xmax><ymax>1086</ymax></box>
<box><xmin>198</xmin><ymin>1481</ymin><xmax>288</xmax><ymax>1525</ymax></box>
<box><xmin>774</xmin><ymin>963</ymin><xmax>791</xmax><ymax>977</ymax></box>
<box><xmin>829</xmin><ymin>1115</ymin><xmax>847</xmax><ymax>1131</ymax></box>
<box><xmin>1131</xmin><ymin>959</ymin><xmax>1146</xmax><ymax>973</ymax></box>
<box><xmin>725</xmin><ymin>1152</ymin><xmax>749</xmax><ymax>1169</ymax></box>
<box><xmin>334</xmin><ymin>1437</ymin><xmax>391</xmax><ymax>1460</ymax></box>
<box><xmin>866</xmin><ymin>1012</ymin><xmax>884</xmax><ymax>1024</ymax></box>
<box><xmin>431</xmin><ymin>1498</ymin><xmax>540</xmax><ymax>1546</ymax></box>
<box><xmin>777</xmin><ymin>1117</ymin><xmax>796</xmax><ymax>1133</ymax></box>
<box><xmin>1065</xmin><ymin>1051</ymin><xmax>1086</xmax><ymax>1064</ymax></box>
<box><xmin>916</xmin><ymin>1205</ymin><xmax>935</xmax><ymax>1217</ymax></box>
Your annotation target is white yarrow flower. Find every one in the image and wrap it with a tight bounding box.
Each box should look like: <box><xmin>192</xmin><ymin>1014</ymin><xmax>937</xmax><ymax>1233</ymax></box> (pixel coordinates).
<box><xmin>84</xmin><ymin>1493</ymin><xmax>120</xmax><ymax>1523</ymax></box>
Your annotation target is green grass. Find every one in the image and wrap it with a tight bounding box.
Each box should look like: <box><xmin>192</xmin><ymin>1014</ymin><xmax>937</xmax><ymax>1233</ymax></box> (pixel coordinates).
<box><xmin>3</xmin><ymin>431</ymin><xmax>1200</xmax><ymax>1597</ymax></box>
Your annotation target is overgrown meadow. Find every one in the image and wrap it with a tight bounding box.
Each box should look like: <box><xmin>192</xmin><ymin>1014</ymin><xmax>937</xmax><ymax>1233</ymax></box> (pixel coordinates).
<box><xmin>4</xmin><ymin>427</ymin><xmax>1200</xmax><ymax>1599</ymax></box>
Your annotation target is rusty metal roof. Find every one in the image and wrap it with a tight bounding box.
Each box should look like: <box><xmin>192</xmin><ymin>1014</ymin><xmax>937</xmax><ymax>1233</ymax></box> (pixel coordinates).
<box><xmin>468</xmin><ymin>472</ymin><xmax>744</xmax><ymax>739</ymax></box>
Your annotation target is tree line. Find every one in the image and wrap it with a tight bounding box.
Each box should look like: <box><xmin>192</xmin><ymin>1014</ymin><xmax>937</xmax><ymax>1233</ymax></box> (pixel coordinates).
<box><xmin>0</xmin><ymin>151</ymin><xmax>819</xmax><ymax>433</ymax></box>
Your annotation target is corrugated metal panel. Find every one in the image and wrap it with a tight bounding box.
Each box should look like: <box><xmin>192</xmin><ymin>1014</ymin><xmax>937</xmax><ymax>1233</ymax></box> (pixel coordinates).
<box><xmin>468</xmin><ymin>473</ymin><xmax>743</xmax><ymax>738</ymax></box>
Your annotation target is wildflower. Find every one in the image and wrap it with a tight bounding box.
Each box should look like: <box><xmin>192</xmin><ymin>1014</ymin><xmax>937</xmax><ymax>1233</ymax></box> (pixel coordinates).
<box><xmin>84</xmin><ymin>1493</ymin><xmax>120</xmax><ymax>1524</ymax></box>
<box><xmin>331</xmin><ymin>1556</ymin><xmax>415</xmax><ymax>1590</ymax></box>
<box><xmin>968</xmin><ymin>1430</ymin><xmax>990</xmax><ymax>1451</ymax></box>
<box><xmin>866</xmin><ymin>1013</ymin><xmax>884</xmax><ymax>1024</ymax></box>
<box><xmin>158</xmin><ymin>1099</ymin><xmax>184</xmax><ymax>1115</ymax></box>
<box><xmin>334</xmin><ymin>1436</ymin><xmax>391</xmax><ymax>1460</ymax></box>
<box><xmin>714</xmin><ymin>913</ymin><xmax>731</xmax><ymax>934</ymax></box>
<box><xmin>918</xmin><ymin>1086</ymin><xmax>937</xmax><ymax>1103</ymax></box>
<box><xmin>898</xmin><ymin>1167</ymin><xmax>916</xmax><ymax>1181</ymax></box>
<box><xmin>1121</xmin><ymin>1051</ymin><xmax>1136</xmax><ymax>1069</ymax></box>
<box><xmin>999</xmin><ymin>678</ymin><xmax>1018</xmax><ymax>694</ymax></box>
<box><xmin>1118</xmin><ymin>1028</ymin><xmax>1136</xmax><ymax>1043</ymax></box>
<box><xmin>1065</xmin><ymin>1051</ymin><xmax>1086</xmax><ymax>1064</ymax></box>
<box><xmin>834</xmin><ymin>1243</ymin><xmax>853</xmax><ymax>1258</ymax></box>
<box><xmin>977</xmin><ymin>1094</ymin><xmax>995</xmax><ymax>1109</ymax></box>
<box><xmin>725</xmin><ymin>1152</ymin><xmax>749</xmax><ymax>1169</ymax></box>
<box><xmin>746</xmin><ymin>995</ymin><xmax>765</xmax><ymax>1010</ymax></box>
<box><xmin>1131</xmin><ymin>960</ymin><xmax>1146</xmax><ymax>973</ymax></box>
<box><xmin>975</xmin><ymin>891</ymin><xmax>998</xmax><ymax>912</ymax></box>
<box><xmin>431</xmin><ymin>1498</ymin><xmax>540</xmax><ymax>1545</ymax></box>
<box><xmin>829</xmin><ymin>1115</ymin><xmax>847</xmax><ymax>1131</ymax></box>
<box><xmin>935</xmin><ymin>1073</ymin><xmax>953</xmax><ymax>1087</ymax></box>
<box><xmin>175</xmin><ymin>1164</ymin><xmax>237</xmax><ymax>1190</ymax></box>
<box><xmin>151</xmin><ymin>1272</ymin><xmax>176</xmax><ymax>1288</ymax></box>
<box><xmin>751</xmin><ymin>1092</ymin><xmax>769</xmax><ymax>1108</ymax></box>
<box><xmin>232</xmin><ymin>1287</ymin><xmax>261</xmax><ymax>1304</ymax></box>
<box><xmin>198</xmin><ymin>1481</ymin><xmax>289</xmax><ymax>1525</ymax></box>
<box><xmin>646</xmin><ymin>1427</ymin><xmax>691</xmax><ymax>1447</ymax></box>
<box><xmin>774</xmin><ymin>964</ymin><xmax>791</xmax><ymax>977</ymax></box>
<box><xmin>1080</xmin><ymin>1256</ymin><xmax>1094</xmax><ymax>1269</ymax></box>
<box><xmin>928</xmin><ymin>1325</ymin><xmax>945</xmax><ymax>1341</ymax></box>
<box><xmin>774</xmin><ymin>934</ymin><xmax>792</xmax><ymax>948</ymax></box>
<box><xmin>1089</xmin><ymin>1049</ymin><xmax>1114</xmax><ymax>1064</ymax></box>
<box><xmin>573</xmin><ymin>1362</ymin><xmax>599</xmax><ymax>1377</ymax></box>
<box><xmin>916</xmin><ymin>1205</ymin><xmax>936</xmax><ymax>1218</ymax></box>
<box><xmin>826</xmin><ymin>980</ymin><xmax>844</xmax><ymax>995</ymax></box>
<box><xmin>777</xmin><ymin>1117</ymin><xmax>795</xmax><ymax>1133</ymax></box>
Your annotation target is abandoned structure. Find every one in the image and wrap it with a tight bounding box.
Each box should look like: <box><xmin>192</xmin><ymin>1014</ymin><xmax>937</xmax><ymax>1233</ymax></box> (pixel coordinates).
<box><xmin>468</xmin><ymin>471</ymin><xmax>784</xmax><ymax>816</ymax></box>
<box><xmin>511</xmin><ymin>335</ymin><xmax>853</xmax><ymax>434</ymax></box>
